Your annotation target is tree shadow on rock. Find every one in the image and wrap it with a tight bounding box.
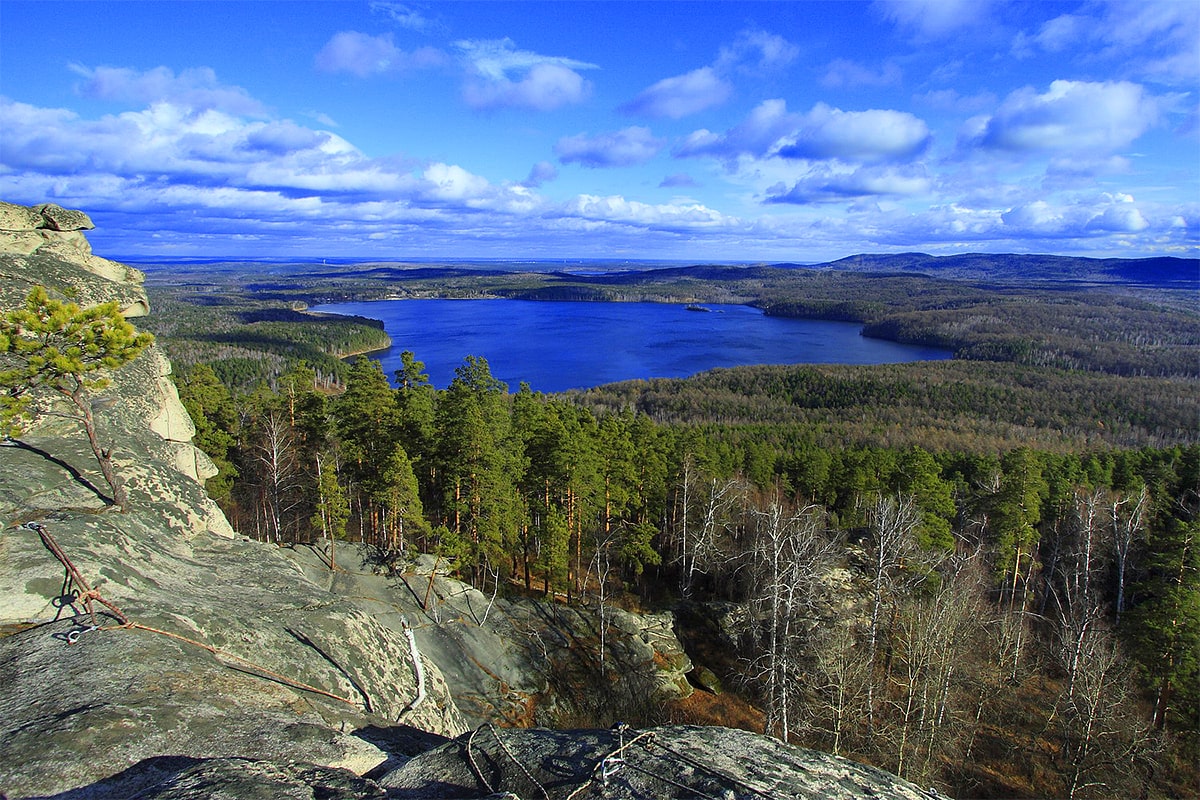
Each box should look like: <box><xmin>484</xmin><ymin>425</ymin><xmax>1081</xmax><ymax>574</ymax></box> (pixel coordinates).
<box><xmin>31</xmin><ymin>755</ymin><xmax>204</xmax><ymax>800</ymax></box>
<box><xmin>353</xmin><ymin>724</ymin><xmax>453</xmax><ymax>780</ymax></box>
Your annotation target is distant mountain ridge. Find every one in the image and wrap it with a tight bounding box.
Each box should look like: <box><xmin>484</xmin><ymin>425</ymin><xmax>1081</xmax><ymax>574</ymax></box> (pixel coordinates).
<box><xmin>136</xmin><ymin>252</ymin><xmax>1198</xmax><ymax>288</ymax></box>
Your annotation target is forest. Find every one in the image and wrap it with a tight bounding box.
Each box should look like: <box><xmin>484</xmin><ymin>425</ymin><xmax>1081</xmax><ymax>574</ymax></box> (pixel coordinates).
<box><xmin>147</xmin><ymin>258</ymin><xmax>1198</xmax><ymax>799</ymax></box>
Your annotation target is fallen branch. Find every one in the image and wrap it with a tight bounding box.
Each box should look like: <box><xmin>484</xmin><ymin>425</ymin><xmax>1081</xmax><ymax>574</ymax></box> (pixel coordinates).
<box><xmin>399</xmin><ymin>616</ymin><xmax>426</xmax><ymax>717</ymax></box>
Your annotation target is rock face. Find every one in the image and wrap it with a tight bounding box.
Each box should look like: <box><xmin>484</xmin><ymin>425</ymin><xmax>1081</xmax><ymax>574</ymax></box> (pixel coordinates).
<box><xmin>377</xmin><ymin>725</ymin><xmax>950</xmax><ymax>799</ymax></box>
<box><xmin>281</xmin><ymin>548</ymin><xmax>694</xmax><ymax>730</ymax></box>
<box><xmin>0</xmin><ymin>202</ymin><xmax>466</xmax><ymax>798</ymax></box>
<box><xmin>0</xmin><ymin>200</ymin><xmax>148</xmax><ymax>306</ymax></box>
<box><xmin>0</xmin><ymin>202</ymin><xmax>948</xmax><ymax>800</ymax></box>
<box><xmin>0</xmin><ymin>726</ymin><xmax>949</xmax><ymax>799</ymax></box>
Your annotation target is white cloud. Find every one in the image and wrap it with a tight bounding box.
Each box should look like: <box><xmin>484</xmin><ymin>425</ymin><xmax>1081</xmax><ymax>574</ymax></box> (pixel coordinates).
<box><xmin>456</xmin><ymin>39</ymin><xmax>597</xmax><ymax>111</ymax></box>
<box><xmin>778</xmin><ymin>104</ymin><xmax>932</xmax><ymax>162</ymax></box>
<box><xmin>677</xmin><ymin>100</ymin><xmax>930</xmax><ymax>165</ymax></box>
<box><xmin>1</xmin><ymin>91</ymin><xmax>758</xmax><ymax>257</ymax></box>
<box><xmin>1000</xmin><ymin>194</ymin><xmax>1152</xmax><ymax>237</ymax></box>
<box><xmin>555</xmin><ymin>127</ymin><xmax>665</xmax><ymax>168</ymax></box>
<box><xmin>675</xmin><ymin>99</ymin><xmax>800</xmax><ymax>159</ymax></box>
<box><xmin>1035</xmin><ymin>14</ymin><xmax>1084</xmax><ymax>53</ymax></box>
<box><xmin>0</xmin><ymin>93</ymin><xmax>549</xmax><ymax>217</ymax></box>
<box><xmin>715</xmin><ymin>29</ymin><xmax>800</xmax><ymax>72</ymax></box>
<box><xmin>1086</xmin><ymin>196</ymin><xmax>1150</xmax><ymax>232</ymax></box>
<box><xmin>971</xmin><ymin>80</ymin><xmax>1160</xmax><ymax>153</ymax></box>
<box><xmin>370</xmin><ymin>2</ymin><xmax>440</xmax><ymax>34</ymax></box>
<box><xmin>1001</xmin><ymin>200</ymin><xmax>1065</xmax><ymax>232</ymax></box>
<box><xmin>821</xmin><ymin>59</ymin><xmax>902</xmax><ymax>89</ymax></box>
<box><xmin>421</xmin><ymin>162</ymin><xmax>491</xmax><ymax>202</ymax></box>
<box><xmin>620</xmin><ymin>67</ymin><xmax>732</xmax><ymax>119</ymax></box>
<box><xmin>314</xmin><ymin>31</ymin><xmax>446</xmax><ymax>77</ymax></box>
<box><xmin>70</xmin><ymin>65</ymin><xmax>267</xmax><ymax>116</ymax></box>
<box><xmin>457</xmin><ymin>38</ymin><xmax>597</xmax><ymax>81</ymax></box>
<box><xmin>874</xmin><ymin>0</ymin><xmax>994</xmax><ymax>39</ymax></box>
<box><xmin>766</xmin><ymin>164</ymin><xmax>932</xmax><ymax>204</ymax></box>
<box><xmin>621</xmin><ymin>27</ymin><xmax>797</xmax><ymax>121</ymax></box>
<box><xmin>1011</xmin><ymin>2</ymin><xmax>1200</xmax><ymax>85</ymax></box>
<box><xmin>463</xmin><ymin>62</ymin><xmax>591</xmax><ymax>112</ymax></box>
<box><xmin>565</xmin><ymin>194</ymin><xmax>733</xmax><ymax>229</ymax></box>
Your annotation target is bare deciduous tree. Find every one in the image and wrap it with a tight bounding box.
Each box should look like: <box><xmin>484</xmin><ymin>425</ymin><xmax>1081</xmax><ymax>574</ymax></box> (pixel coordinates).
<box><xmin>744</xmin><ymin>495</ymin><xmax>836</xmax><ymax>742</ymax></box>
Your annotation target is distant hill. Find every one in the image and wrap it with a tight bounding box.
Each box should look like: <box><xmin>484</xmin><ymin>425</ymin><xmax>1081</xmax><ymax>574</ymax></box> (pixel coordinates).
<box><xmin>783</xmin><ymin>252</ymin><xmax>1198</xmax><ymax>287</ymax></box>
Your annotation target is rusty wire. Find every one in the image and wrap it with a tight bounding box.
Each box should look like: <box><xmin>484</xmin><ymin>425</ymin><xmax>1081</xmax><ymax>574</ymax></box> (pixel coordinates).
<box><xmin>23</xmin><ymin>520</ymin><xmax>364</xmax><ymax>711</ymax></box>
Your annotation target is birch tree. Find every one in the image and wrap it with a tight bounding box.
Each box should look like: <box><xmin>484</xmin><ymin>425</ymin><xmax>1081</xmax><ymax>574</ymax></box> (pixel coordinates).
<box><xmin>746</xmin><ymin>496</ymin><xmax>835</xmax><ymax>742</ymax></box>
<box><xmin>863</xmin><ymin>493</ymin><xmax>921</xmax><ymax>731</ymax></box>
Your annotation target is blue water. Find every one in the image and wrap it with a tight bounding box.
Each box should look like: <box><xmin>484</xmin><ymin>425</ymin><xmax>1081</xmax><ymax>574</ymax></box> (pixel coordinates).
<box><xmin>311</xmin><ymin>299</ymin><xmax>951</xmax><ymax>393</ymax></box>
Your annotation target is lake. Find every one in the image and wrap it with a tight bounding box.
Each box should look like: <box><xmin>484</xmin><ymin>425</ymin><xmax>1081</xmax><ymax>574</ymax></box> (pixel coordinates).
<box><xmin>311</xmin><ymin>299</ymin><xmax>952</xmax><ymax>393</ymax></box>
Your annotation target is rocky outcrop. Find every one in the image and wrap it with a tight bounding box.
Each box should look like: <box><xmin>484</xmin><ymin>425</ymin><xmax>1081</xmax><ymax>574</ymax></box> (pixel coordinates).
<box><xmin>0</xmin><ymin>200</ymin><xmax>215</xmax><ymax>488</ymax></box>
<box><xmin>62</xmin><ymin>725</ymin><xmax>950</xmax><ymax>799</ymax></box>
<box><xmin>285</xmin><ymin>549</ymin><xmax>694</xmax><ymax>729</ymax></box>
<box><xmin>0</xmin><ymin>201</ymin><xmax>147</xmax><ymax>303</ymax></box>
<box><xmin>0</xmin><ymin>202</ymin><xmax>466</xmax><ymax>798</ymax></box>
<box><xmin>379</xmin><ymin>724</ymin><xmax>950</xmax><ymax>799</ymax></box>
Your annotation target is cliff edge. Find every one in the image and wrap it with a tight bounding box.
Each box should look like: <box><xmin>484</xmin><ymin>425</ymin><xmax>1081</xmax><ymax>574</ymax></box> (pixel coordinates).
<box><xmin>0</xmin><ymin>201</ymin><xmax>465</xmax><ymax>798</ymax></box>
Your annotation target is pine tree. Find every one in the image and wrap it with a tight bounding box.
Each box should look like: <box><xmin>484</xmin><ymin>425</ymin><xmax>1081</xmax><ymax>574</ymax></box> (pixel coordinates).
<box><xmin>1</xmin><ymin>286</ymin><xmax>153</xmax><ymax>509</ymax></box>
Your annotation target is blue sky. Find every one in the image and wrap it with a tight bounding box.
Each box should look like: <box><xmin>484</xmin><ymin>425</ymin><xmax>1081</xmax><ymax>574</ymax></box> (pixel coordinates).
<box><xmin>1</xmin><ymin>1</ymin><xmax>1197</xmax><ymax>262</ymax></box>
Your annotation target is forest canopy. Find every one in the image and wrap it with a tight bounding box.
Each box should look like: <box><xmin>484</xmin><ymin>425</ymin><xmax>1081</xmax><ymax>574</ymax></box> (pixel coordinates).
<box><xmin>150</xmin><ymin>257</ymin><xmax>1198</xmax><ymax>799</ymax></box>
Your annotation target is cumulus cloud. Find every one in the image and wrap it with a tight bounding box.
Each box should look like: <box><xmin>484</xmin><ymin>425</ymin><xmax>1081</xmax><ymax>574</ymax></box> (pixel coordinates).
<box><xmin>455</xmin><ymin>39</ymin><xmax>597</xmax><ymax>111</ymax></box>
<box><xmin>421</xmin><ymin>162</ymin><xmax>491</xmax><ymax>202</ymax></box>
<box><xmin>70</xmin><ymin>65</ymin><xmax>266</xmax><ymax>116</ymax></box>
<box><xmin>676</xmin><ymin>100</ymin><xmax>931</xmax><ymax>164</ymax></box>
<box><xmin>766</xmin><ymin>164</ymin><xmax>932</xmax><ymax>204</ymax></box>
<box><xmin>778</xmin><ymin>104</ymin><xmax>932</xmax><ymax>162</ymax></box>
<box><xmin>0</xmin><ymin>90</ymin><xmax>759</xmax><ymax>258</ymax></box>
<box><xmin>555</xmin><ymin>127</ymin><xmax>665</xmax><ymax>168</ymax></box>
<box><xmin>620</xmin><ymin>67</ymin><xmax>732</xmax><ymax>119</ymax></box>
<box><xmin>1000</xmin><ymin>200</ymin><xmax>1065</xmax><ymax>232</ymax></box>
<box><xmin>969</xmin><ymin>80</ymin><xmax>1160</xmax><ymax>153</ymax></box>
<box><xmin>999</xmin><ymin>194</ymin><xmax>1152</xmax><ymax>237</ymax></box>
<box><xmin>314</xmin><ymin>32</ymin><xmax>446</xmax><ymax>77</ymax></box>
<box><xmin>620</xmin><ymin>27</ymin><xmax>797</xmax><ymax>121</ymax></box>
<box><xmin>0</xmin><ymin>93</ymin><xmax>541</xmax><ymax>215</ymax></box>
<box><xmin>565</xmin><ymin>194</ymin><xmax>733</xmax><ymax>229</ymax></box>
<box><xmin>1010</xmin><ymin>2</ymin><xmax>1199</xmax><ymax>86</ymax></box>
<box><xmin>674</xmin><ymin>99</ymin><xmax>801</xmax><ymax>159</ymax></box>
<box><xmin>1035</xmin><ymin>14</ymin><xmax>1083</xmax><ymax>53</ymax></box>
<box><xmin>1086</xmin><ymin>195</ymin><xmax>1150</xmax><ymax>232</ymax></box>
